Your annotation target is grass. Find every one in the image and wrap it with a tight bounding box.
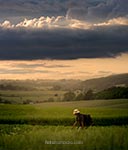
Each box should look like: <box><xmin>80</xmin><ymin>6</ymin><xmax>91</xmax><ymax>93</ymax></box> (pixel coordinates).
<box><xmin>0</xmin><ymin>99</ymin><xmax>128</xmax><ymax>150</ymax></box>
<box><xmin>0</xmin><ymin>125</ymin><xmax>128</xmax><ymax>150</ymax></box>
<box><xmin>0</xmin><ymin>99</ymin><xmax>128</xmax><ymax>126</ymax></box>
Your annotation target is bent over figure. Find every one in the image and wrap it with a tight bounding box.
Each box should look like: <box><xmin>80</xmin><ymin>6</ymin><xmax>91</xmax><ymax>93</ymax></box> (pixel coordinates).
<box><xmin>72</xmin><ymin>109</ymin><xmax>93</xmax><ymax>129</ymax></box>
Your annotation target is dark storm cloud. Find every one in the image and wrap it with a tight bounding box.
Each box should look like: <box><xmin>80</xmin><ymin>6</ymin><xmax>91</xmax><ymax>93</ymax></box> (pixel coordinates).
<box><xmin>67</xmin><ymin>0</ymin><xmax>128</xmax><ymax>22</ymax></box>
<box><xmin>0</xmin><ymin>25</ymin><xmax>128</xmax><ymax>60</ymax></box>
<box><xmin>0</xmin><ymin>0</ymin><xmax>128</xmax><ymax>60</ymax></box>
<box><xmin>0</xmin><ymin>0</ymin><xmax>68</xmax><ymax>23</ymax></box>
<box><xmin>0</xmin><ymin>0</ymin><xmax>128</xmax><ymax>23</ymax></box>
<box><xmin>0</xmin><ymin>0</ymin><xmax>122</xmax><ymax>22</ymax></box>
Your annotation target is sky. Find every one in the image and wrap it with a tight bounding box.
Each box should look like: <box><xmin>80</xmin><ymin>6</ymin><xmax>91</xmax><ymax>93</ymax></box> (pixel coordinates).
<box><xmin>0</xmin><ymin>0</ymin><xmax>128</xmax><ymax>80</ymax></box>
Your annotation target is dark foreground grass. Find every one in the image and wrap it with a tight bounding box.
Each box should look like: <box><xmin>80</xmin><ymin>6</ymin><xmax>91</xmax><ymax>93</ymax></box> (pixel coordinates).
<box><xmin>0</xmin><ymin>116</ymin><xmax>128</xmax><ymax>126</ymax></box>
<box><xmin>0</xmin><ymin>125</ymin><xmax>128</xmax><ymax>150</ymax></box>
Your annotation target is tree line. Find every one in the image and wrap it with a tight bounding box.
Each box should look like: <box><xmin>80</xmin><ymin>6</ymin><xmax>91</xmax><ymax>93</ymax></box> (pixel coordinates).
<box><xmin>63</xmin><ymin>87</ymin><xmax>128</xmax><ymax>101</ymax></box>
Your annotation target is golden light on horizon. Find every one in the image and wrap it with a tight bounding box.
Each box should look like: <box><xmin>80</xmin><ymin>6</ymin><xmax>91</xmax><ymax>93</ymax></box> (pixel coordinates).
<box><xmin>0</xmin><ymin>53</ymin><xmax>128</xmax><ymax>80</ymax></box>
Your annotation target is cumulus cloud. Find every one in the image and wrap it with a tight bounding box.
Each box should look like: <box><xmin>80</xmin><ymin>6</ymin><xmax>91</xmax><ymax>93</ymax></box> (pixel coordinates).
<box><xmin>0</xmin><ymin>16</ymin><xmax>92</xmax><ymax>29</ymax></box>
<box><xmin>1</xmin><ymin>15</ymin><xmax>128</xmax><ymax>30</ymax></box>
<box><xmin>15</xmin><ymin>16</ymin><xmax>71</xmax><ymax>29</ymax></box>
<box><xmin>95</xmin><ymin>16</ymin><xmax>128</xmax><ymax>26</ymax></box>
<box><xmin>0</xmin><ymin>20</ymin><xmax>14</xmax><ymax>28</ymax></box>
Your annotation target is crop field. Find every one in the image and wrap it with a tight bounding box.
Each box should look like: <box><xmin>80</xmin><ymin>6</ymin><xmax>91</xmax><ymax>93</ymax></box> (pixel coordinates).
<box><xmin>0</xmin><ymin>99</ymin><xmax>128</xmax><ymax>150</ymax></box>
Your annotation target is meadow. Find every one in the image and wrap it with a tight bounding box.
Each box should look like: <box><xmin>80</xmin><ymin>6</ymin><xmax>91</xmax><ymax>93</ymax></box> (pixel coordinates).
<box><xmin>0</xmin><ymin>99</ymin><xmax>128</xmax><ymax>150</ymax></box>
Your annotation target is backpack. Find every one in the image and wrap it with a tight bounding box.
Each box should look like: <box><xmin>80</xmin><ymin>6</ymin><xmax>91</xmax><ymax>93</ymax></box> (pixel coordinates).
<box><xmin>83</xmin><ymin>114</ymin><xmax>93</xmax><ymax>126</ymax></box>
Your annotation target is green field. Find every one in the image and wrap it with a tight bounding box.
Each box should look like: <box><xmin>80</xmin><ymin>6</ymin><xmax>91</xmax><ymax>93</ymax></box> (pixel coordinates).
<box><xmin>0</xmin><ymin>99</ymin><xmax>128</xmax><ymax>150</ymax></box>
<box><xmin>0</xmin><ymin>90</ymin><xmax>66</xmax><ymax>103</ymax></box>
<box><xmin>0</xmin><ymin>125</ymin><xmax>128</xmax><ymax>150</ymax></box>
<box><xmin>0</xmin><ymin>99</ymin><xmax>128</xmax><ymax>125</ymax></box>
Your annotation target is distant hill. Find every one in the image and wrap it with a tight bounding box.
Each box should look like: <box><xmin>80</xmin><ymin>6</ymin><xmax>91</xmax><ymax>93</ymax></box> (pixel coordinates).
<box><xmin>0</xmin><ymin>73</ymin><xmax>128</xmax><ymax>92</ymax></box>
<box><xmin>81</xmin><ymin>73</ymin><xmax>128</xmax><ymax>92</ymax></box>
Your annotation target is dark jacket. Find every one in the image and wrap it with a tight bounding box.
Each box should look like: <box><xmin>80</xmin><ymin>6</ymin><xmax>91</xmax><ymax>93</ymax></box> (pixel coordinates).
<box><xmin>76</xmin><ymin>113</ymin><xmax>93</xmax><ymax>127</ymax></box>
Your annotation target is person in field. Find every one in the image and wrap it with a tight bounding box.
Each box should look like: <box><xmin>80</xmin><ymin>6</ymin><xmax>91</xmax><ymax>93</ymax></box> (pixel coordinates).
<box><xmin>72</xmin><ymin>109</ymin><xmax>93</xmax><ymax>129</ymax></box>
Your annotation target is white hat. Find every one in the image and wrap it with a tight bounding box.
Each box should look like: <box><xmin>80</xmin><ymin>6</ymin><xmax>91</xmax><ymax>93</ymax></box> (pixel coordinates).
<box><xmin>73</xmin><ymin>109</ymin><xmax>80</xmax><ymax>115</ymax></box>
